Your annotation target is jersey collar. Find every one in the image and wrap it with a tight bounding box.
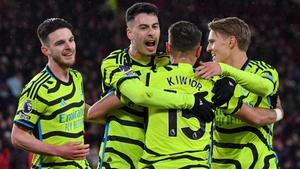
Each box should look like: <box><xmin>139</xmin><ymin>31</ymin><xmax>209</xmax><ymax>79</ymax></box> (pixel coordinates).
<box><xmin>241</xmin><ymin>58</ymin><xmax>250</xmax><ymax>70</ymax></box>
<box><xmin>125</xmin><ymin>47</ymin><xmax>155</xmax><ymax>67</ymax></box>
<box><xmin>45</xmin><ymin>65</ymin><xmax>73</xmax><ymax>86</ymax></box>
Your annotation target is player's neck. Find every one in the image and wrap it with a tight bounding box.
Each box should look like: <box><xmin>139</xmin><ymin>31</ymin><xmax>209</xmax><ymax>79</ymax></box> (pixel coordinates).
<box><xmin>229</xmin><ymin>51</ymin><xmax>248</xmax><ymax>69</ymax></box>
<box><xmin>171</xmin><ymin>53</ymin><xmax>195</xmax><ymax>65</ymax></box>
<box><xmin>47</xmin><ymin>61</ymin><xmax>70</xmax><ymax>82</ymax></box>
<box><xmin>128</xmin><ymin>47</ymin><xmax>152</xmax><ymax>64</ymax></box>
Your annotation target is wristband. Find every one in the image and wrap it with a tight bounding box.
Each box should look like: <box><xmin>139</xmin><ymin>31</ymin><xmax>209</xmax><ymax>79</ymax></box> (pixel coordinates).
<box><xmin>274</xmin><ymin>108</ymin><xmax>283</xmax><ymax>122</ymax></box>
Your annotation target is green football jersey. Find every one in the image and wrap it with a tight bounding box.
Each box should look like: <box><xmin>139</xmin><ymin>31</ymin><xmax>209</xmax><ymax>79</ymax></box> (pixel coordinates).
<box><xmin>138</xmin><ymin>63</ymin><xmax>241</xmax><ymax>169</ymax></box>
<box><xmin>14</xmin><ymin>66</ymin><xmax>90</xmax><ymax>169</ymax></box>
<box><xmin>212</xmin><ymin>59</ymin><xmax>279</xmax><ymax>169</ymax></box>
<box><xmin>99</xmin><ymin>48</ymin><xmax>170</xmax><ymax>169</ymax></box>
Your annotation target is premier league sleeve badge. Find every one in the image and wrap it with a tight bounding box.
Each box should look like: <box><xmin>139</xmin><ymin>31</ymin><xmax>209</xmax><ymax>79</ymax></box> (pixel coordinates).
<box><xmin>22</xmin><ymin>100</ymin><xmax>33</xmax><ymax>114</ymax></box>
<box><xmin>19</xmin><ymin>100</ymin><xmax>32</xmax><ymax>121</ymax></box>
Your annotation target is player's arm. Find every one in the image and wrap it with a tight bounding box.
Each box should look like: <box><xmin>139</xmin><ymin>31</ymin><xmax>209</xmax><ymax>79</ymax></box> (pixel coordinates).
<box><xmin>196</xmin><ymin>62</ymin><xmax>274</xmax><ymax>97</ymax></box>
<box><xmin>84</xmin><ymin>103</ymin><xmax>105</xmax><ymax>124</ymax></box>
<box><xmin>102</xmin><ymin>62</ymin><xmax>215</xmax><ymax>121</ymax></box>
<box><xmin>117</xmin><ymin>77</ymin><xmax>194</xmax><ymax>109</ymax></box>
<box><xmin>234</xmin><ymin>102</ymin><xmax>284</xmax><ymax>126</ymax></box>
<box><xmin>220</xmin><ymin>92</ymin><xmax>284</xmax><ymax>126</ymax></box>
<box><xmin>102</xmin><ymin>62</ymin><xmax>195</xmax><ymax>110</ymax></box>
<box><xmin>220</xmin><ymin>101</ymin><xmax>283</xmax><ymax>126</ymax></box>
<box><xmin>87</xmin><ymin>91</ymin><xmax>124</xmax><ymax>120</ymax></box>
<box><xmin>11</xmin><ymin>124</ymin><xmax>89</xmax><ymax>160</ymax></box>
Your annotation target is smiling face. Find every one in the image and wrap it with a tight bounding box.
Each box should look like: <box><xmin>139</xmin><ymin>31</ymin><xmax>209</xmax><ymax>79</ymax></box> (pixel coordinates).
<box><xmin>127</xmin><ymin>13</ymin><xmax>160</xmax><ymax>57</ymax></box>
<box><xmin>206</xmin><ymin>30</ymin><xmax>231</xmax><ymax>63</ymax></box>
<box><xmin>42</xmin><ymin>28</ymin><xmax>76</xmax><ymax>68</ymax></box>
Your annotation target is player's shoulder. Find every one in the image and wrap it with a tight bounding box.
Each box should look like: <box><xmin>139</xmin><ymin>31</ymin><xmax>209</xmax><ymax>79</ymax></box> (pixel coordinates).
<box><xmin>155</xmin><ymin>63</ymin><xmax>176</xmax><ymax>72</ymax></box>
<box><xmin>24</xmin><ymin>69</ymin><xmax>44</xmax><ymax>86</ymax></box>
<box><xmin>155</xmin><ymin>52</ymin><xmax>169</xmax><ymax>58</ymax></box>
<box><xmin>102</xmin><ymin>48</ymin><xmax>129</xmax><ymax>64</ymax></box>
<box><xmin>247</xmin><ymin>59</ymin><xmax>278</xmax><ymax>75</ymax></box>
<box><xmin>20</xmin><ymin>68</ymin><xmax>52</xmax><ymax>100</ymax></box>
<box><xmin>248</xmin><ymin>59</ymin><xmax>276</xmax><ymax>70</ymax></box>
<box><xmin>155</xmin><ymin>52</ymin><xmax>170</xmax><ymax>62</ymax></box>
<box><xmin>107</xmin><ymin>48</ymin><xmax>126</xmax><ymax>57</ymax></box>
<box><xmin>154</xmin><ymin>64</ymin><xmax>191</xmax><ymax>76</ymax></box>
<box><xmin>70</xmin><ymin>69</ymin><xmax>83</xmax><ymax>80</ymax></box>
<box><xmin>247</xmin><ymin>59</ymin><xmax>279</xmax><ymax>84</ymax></box>
<box><xmin>154</xmin><ymin>52</ymin><xmax>170</xmax><ymax>67</ymax></box>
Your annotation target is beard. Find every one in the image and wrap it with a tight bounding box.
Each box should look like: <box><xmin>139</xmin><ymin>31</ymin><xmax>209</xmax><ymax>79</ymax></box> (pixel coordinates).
<box><xmin>51</xmin><ymin>54</ymin><xmax>75</xmax><ymax>69</ymax></box>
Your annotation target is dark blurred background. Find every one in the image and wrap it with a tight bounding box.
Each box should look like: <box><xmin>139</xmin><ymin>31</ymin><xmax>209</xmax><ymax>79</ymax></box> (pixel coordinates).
<box><xmin>0</xmin><ymin>0</ymin><xmax>299</xmax><ymax>168</ymax></box>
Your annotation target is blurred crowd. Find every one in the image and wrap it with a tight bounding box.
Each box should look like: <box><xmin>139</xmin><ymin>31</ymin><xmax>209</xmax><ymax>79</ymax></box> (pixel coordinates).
<box><xmin>0</xmin><ymin>0</ymin><xmax>299</xmax><ymax>168</ymax></box>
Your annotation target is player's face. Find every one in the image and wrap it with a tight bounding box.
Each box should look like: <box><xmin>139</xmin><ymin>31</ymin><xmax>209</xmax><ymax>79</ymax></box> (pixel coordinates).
<box><xmin>45</xmin><ymin>28</ymin><xmax>76</xmax><ymax>68</ymax></box>
<box><xmin>128</xmin><ymin>13</ymin><xmax>160</xmax><ymax>57</ymax></box>
<box><xmin>207</xmin><ymin>30</ymin><xmax>231</xmax><ymax>63</ymax></box>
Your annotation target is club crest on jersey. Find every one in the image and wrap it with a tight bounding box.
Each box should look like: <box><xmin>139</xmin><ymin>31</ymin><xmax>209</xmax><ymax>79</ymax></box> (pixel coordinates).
<box><xmin>22</xmin><ymin>100</ymin><xmax>32</xmax><ymax>114</ymax></box>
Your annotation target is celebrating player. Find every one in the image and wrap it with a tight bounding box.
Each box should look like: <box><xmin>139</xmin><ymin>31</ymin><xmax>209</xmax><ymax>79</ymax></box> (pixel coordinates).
<box><xmin>11</xmin><ymin>18</ymin><xmax>91</xmax><ymax>169</ymax></box>
<box><xmin>197</xmin><ymin>17</ymin><xmax>282</xmax><ymax>168</ymax></box>
<box><xmin>93</xmin><ymin>3</ymin><xmax>216</xmax><ymax>169</ymax></box>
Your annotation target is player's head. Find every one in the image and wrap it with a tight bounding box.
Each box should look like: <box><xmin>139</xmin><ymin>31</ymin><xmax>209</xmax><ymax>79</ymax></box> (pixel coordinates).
<box><xmin>207</xmin><ymin>17</ymin><xmax>251</xmax><ymax>62</ymax></box>
<box><xmin>126</xmin><ymin>2</ymin><xmax>160</xmax><ymax>57</ymax></box>
<box><xmin>37</xmin><ymin>18</ymin><xmax>76</xmax><ymax>68</ymax></box>
<box><xmin>167</xmin><ymin>21</ymin><xmax>202</xmax><ymax>65</ymax></box>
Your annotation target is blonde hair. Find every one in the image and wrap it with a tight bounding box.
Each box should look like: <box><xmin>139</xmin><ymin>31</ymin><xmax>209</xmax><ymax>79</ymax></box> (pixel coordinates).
<box><xmin>208</xmin><ymin>17</ymin><xmax>251</xmax><ymax>51</ymax></box>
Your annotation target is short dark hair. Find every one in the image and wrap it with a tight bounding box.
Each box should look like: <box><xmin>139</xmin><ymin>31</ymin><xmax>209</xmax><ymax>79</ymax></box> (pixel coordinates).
<box><xmin>168</xmin><ymin>21</ymin><xmax>202</xmax><ymax>52</ymax></box>
<box><xmin>37</xmin><ymin>18</ymin><xmax>73</xmax><ymax>44</ymax></box>
<box><xmin>208</xmin><ymin>17</ymin><xmax>251</xmax><ymax>51</ymax></box>
<box><xmin>125</xmin><ymin>2</ymin><xmax>159</xmax><ymax>24</ymax></box>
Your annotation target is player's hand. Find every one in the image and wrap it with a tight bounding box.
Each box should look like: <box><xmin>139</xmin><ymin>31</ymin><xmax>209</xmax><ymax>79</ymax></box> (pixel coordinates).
<box><xmin>195</xmin><ymin>62</ymin><xmax>221</xmax><ymax>79</ymax></box>
<box><xmin>191</xmin><ymin>92</ymin><xmax>215</xmax><ymax>122</ymax></box>
<box><xmin>55</xmin><ymin>142</ymin><xmax>90</xmax><ymax>160</ymax></box>
<box><xmin>212</xmin><ymin>77</ymin><xmax>236</xmax><ymax>107</ymax></box>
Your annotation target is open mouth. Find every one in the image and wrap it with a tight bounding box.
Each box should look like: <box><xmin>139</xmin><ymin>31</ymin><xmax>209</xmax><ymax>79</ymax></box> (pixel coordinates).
<box><xmin>145</xmin><ymin>40</ymin><xmax>156</xmax><ymax>52</ymax></box>
<box><xmin>211</xmin><ymin>51</ymin><xmax>216</xmax><ymax>57</ymax></box>
<box><xmin>145</xmin><ymin>40</ymin><xmax>156</xmax><ymax>47</ymax></box>
<box><xmin>211</xmin><ymin>52</ymin><xmax>216</xmax><ymax>61</ymax></box>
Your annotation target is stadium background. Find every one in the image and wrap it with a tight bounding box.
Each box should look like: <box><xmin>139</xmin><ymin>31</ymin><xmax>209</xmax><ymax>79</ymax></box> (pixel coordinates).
<box><xmin>0</xmin><ymin>0</ymin><xmax>299</xmax><ymax>168</ymax></box>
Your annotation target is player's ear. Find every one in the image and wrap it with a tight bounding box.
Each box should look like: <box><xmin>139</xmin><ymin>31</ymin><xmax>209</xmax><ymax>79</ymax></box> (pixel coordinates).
<box><xmin>127</xmin><ymin>27</ymin><xmax>132</xmax><ymax>40</ymax></box>
<box><xmin>228</xmin><ymin>36</ymin><xmax>236</xmax><ymax>49</ymax></box>
<box><xmin>165</xmin><ymin>42</ymin><xmax>171</xmax><ymax>54</ymax></box>
<box><xmin>41</xmin><ymin>45</ymin><xmax>49</xmax><ymax>56</ymax></box>
<box><xmin>195</xmin><ymin>45</ymin><xmax>202</xmax><ymax>58</ymax></box>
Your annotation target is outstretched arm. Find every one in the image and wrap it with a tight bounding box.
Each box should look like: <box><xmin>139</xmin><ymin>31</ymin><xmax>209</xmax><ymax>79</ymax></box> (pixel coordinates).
<box><xmin>11</xmin><ymin>124</ymin><xmax>90</xmax><ymax>160</ymax></box>
<box><xmin>84</xmin><ymin>103</ymin><xmax>105</xmax><ymax>124</ymax></box>
<box><xmin>117</xmin><ymin>77</ymin><xmax>195</xmax><ymax>109</ymax></box>
<box><xmin>87</xmin><ymin>92</ymin><xmax>124</xmax><ymax>120</ymax></box>
<box><xmin>196</xmin><ymin>62</ymin><xmax>274</xmax><ymax>97</ymax></box>
<box><xmin>102</xmin><ymin>61</ymin><xmax>195</xmax><ymax>110</ymax></box>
